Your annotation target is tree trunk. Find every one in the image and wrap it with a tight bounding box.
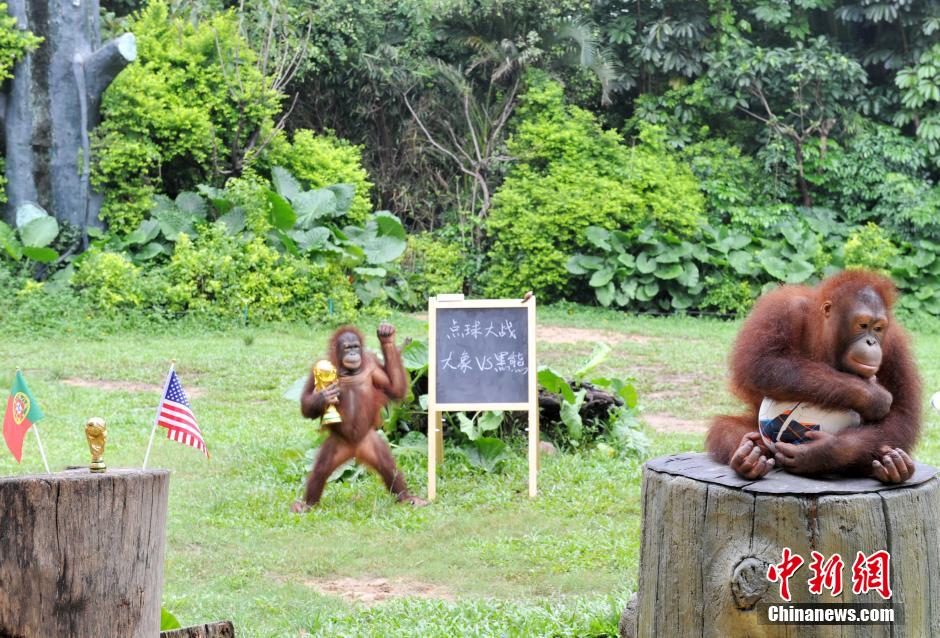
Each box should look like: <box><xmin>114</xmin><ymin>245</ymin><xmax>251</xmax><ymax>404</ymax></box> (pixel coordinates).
<box><xmin>3</xmin><ymin>0</ymin><xmax>136</xmax><ymax>233</ymax></box>
<box><xmin>0</xmin><ymin>468</ymin><xmax>170</xmax><ymax>638</ymax></box>
<box><xmin>621</xmin><ymin>452</ymin><xmax>940</xmax><ymax>638</ymax></box>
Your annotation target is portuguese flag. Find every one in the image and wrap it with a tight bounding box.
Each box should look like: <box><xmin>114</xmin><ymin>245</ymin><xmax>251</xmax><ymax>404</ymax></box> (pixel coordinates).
<box><xmin>3</xmin><ymin>371</ymin><xmax>44</xmax><ymax>462</ymax></box>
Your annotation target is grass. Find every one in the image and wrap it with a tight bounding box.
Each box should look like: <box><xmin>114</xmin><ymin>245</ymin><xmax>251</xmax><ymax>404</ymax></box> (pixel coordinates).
<box><xmin>2</xmin><ymin>304</ymin><xmax>939</xmax><ymax>637</ymax></box>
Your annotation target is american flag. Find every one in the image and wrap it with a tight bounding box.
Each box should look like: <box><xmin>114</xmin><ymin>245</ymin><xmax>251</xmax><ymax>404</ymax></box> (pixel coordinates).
<box><xmin>156</xmin><ymin>370</ymin><xmax>208</xmax><ymax>457</ymax></box>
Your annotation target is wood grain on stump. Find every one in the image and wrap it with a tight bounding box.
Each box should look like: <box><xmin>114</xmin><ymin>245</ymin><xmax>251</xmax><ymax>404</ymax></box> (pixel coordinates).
<box><xmin>161</xmin><ymin>621</ymin><xmax>235</xmax><ymax>638</ymax></box>
<box><xmin>622</xmin><ymin>452</ymin><xmax>940</xmax><ymax>638</ymax></box>
<box><xmin>0</xmin><ymin>469</ymin><xmax>169</xmax><ymax>638</ymax></box>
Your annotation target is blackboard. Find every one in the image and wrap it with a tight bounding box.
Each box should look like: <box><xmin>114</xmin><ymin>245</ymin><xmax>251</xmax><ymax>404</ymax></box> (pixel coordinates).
<box><xmin>432</xmin><ymin>305</ymin><xmax>531</xmax><ymax>405</ymax></box>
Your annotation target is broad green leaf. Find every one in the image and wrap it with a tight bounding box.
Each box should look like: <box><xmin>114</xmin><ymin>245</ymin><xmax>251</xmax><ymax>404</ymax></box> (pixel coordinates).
<box><xmin>912</xmin><ymin>250</ymin><xmax>936</xmax><ymax>268</ymax></box>
<box><xmin>759</xmin><ymin>251</ymin><xmax>790</xmax><ymax>280</ymax></box>
<box><xmin>327</xmin><ymin>184</ymin><xmax>356</xmax><ymax>215</ymax></box>
<box><xmin>15</xmin><ymin>202</ymin><xmax>46</xmax><ymax>229</ymax></box>
<box><xmin>670</xmin><ymin>289</ymin><xmax>694</xmax><ymax>309</ymax></box>
<box><xmin>271</xmin><ymin>166</ymin><xmax>303</xmax><ymax>202</ymax></box>
<box><xmin>272</xmin><ymin>229</ymin><xmax>300</xmax><ymax>257</ymax></box>
<box><xmin>457</xmin><ymin>412</ymin><xmax>479</xmax><ymax>440</ymax></box>
<box><xmin>134</xmin><ymin>242</ymin><xmax>164</xmax><ymax>261</ymax></box>
<box><xmin>784</xmin><ymin>259</ymin><xmax>815</xmax><ymax>284</ymax></box>
<box><xmin>655</xmin><ymin>248</ymin><xmax>681</xmax><ymax>264</ymax></box>
<box><xmin>477</xmin><ymin>411</ymin><xmax>503</xmax><ymax>434</ymax></box>
<box><xmin>345</xmin><ymin>212</ymin><xmax>407</xmax><ymax>264</ymax></box>
<box><xmin>636</xmin><ymin>252</ymin><xmax>656</xmax><ymax>274</ymax></box>
<box><xmin>20</xmin><ymin>216</ymin><xmax>59</xmax><ymax>248</ymax></box>
<box><xmin>617</xmin><ymin>253</ymin><xmax>636</xmax><ymax>268</ymax></box>
<box><xmin>126</xmin><ymin>219</ymin><xmax>161</xmax><ymax>246</ymax></box>
<box><xmin>677</xmin><ymin>262</ymin><xmax>699</xmax><ymax>287</ymax></box>
<box><xmin>537</xmin><ymin>366</ymin><xmax>575</xmax><ymax>403</ymax></box>
<box><xmin>616</xmin><ymin>279</ymin><xmax>637</xmax><ymax>305</ymax></box>
<box><xmin>21</xmin><ymin>246</ymin><xmax>58</xmax><ymax>263</ymax></box>
<box><xmin>160</xmin><ymin>608</ymin><xmax>181</xmax><ymax>631</ymax></box>
<box><xmin>566</xmin><ymin>254</ymin><xmax>603</xmax><ymax>274</ymax></box>
<box><xmin>402</xmin><ymin>339</ymin><xmax>429</xmax><ymax>371</ymax></box>
<box><xmin>264</xmin><ymin>189</ymin><xmax>297</xmax><ymax>230</ymax></box>
<box><xmin>560</xmin><ymin>389</ymin><xmax>587</xmax><ymax>441</ymax></box>
<box><xmin>291</xmin><ymin>227</ymin><xmax>331</xmax><ymax>252</ymax></box>
<box><xmin>589</xmin><ymin>266</ymin><xmax>615</xmax><ymax>287</ymax></box>
<box><xmin>175</xmin><ymin>191</ymin><xmax>208</xmax><ymax>219</ymax></box>
<box><xmin>219</xmin><ymin>207</ymin><xmax>247</xmax><ymax>235</ymax></box>
<box><xmin>374</xmin><ymin>211</ymin><xmax>407</xmax><ymax>240</ymax></box>
<box><xmin>728</xmin><ymin>250</ymin><xmax>754</xmax><ymax>274</ymax></box>
<box><xmin>596</xmin><ymin>281</ymin><xmax>615</xmax><ymax>306</ymax></box>
<box><xmin>153</xmin><ymin>206</ymin><xmax>197</xmax><ymax>241</ymax></box>
<box><xmin>654</xmin><ymin>263</ymin><xmax>683</xmax><ymax>280</ymax></box>
<box><xmin>574</xmin><ymin>342</ymin><xmax>611</xmax><ymax>379</ymax></box>
<box><xmin>294</xmin><ymin>189</ymin><xmax>337</xmax><ymax>227</ymax></box>
<box><xmin>585</xmin><ymin>226</ymin><xmax>611</xmax><ymax>250</ymax></box>
<box><xmin>463</xmin><ymin>437</ymin><xmax>510</xmax><ymax>472</ymax></box>
<box><xmin>636</xmin><ymin>281</ymin><xmax>659</xmax><ymax>301</ymax></box>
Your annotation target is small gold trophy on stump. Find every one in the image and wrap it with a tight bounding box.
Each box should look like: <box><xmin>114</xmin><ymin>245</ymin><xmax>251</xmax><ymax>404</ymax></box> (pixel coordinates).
<box><xmin>85</xmin><ymin>417</ymin><xmax>107</xmax><ymax>473</ymax></box>
<box><xmin>313</xmin><ymin>360</ymin><xmax>342</xmax><ymax>426</ymax></box>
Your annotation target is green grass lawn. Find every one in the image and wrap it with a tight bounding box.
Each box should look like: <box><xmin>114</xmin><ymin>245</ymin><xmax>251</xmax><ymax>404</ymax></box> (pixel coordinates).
<box><xmin>2</xmin><ymin>306</ymin><xmax>939</xmax><ymax>637</ymax></box>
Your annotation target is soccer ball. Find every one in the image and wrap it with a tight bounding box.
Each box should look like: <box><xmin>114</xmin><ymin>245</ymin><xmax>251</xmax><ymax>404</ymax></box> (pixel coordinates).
<box><xmin>758</xmin><ymin>398</ymin><xmax>860</xmax><ymax>446</ymax></box>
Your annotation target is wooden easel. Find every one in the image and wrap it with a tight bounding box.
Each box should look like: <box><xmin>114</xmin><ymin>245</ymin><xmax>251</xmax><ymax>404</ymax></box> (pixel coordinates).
<box><xmin>427</xmin><ymin>294</ymin><xmax>539</xmax><ymax>500</ymax></box>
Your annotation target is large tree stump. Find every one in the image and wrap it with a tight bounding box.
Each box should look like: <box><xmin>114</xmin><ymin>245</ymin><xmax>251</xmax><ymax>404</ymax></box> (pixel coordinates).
<box><xmin>161</xmin><ymin>621</ymin><xmax>235</xmax><ymax>638</ymax></box>
<box><xmin>621</xmin><ymin>452</ymin><xmax>940</xmax><ymax>638</ymax></box>
<box><xmin>0</xmin><ymin>469</ymin><xmax>169</xmax><ymax>637</ymax></box>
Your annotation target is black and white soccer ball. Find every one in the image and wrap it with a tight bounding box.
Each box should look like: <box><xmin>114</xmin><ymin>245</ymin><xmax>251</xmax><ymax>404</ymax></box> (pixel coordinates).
<box><xmin>758</xmin><ymin>398</ymin><xmax>860</xmax><ymax>447</ymax></box>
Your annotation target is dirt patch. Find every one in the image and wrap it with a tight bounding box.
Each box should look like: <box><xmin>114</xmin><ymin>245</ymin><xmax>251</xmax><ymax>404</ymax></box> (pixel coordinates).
<box><xmin>644</xmin><ymin>413</ymin><xmax>709</xmax><ymax>434</ymax></box>
<box><xmin>305</xmin><ymin>577</ymin><xmax>453</xmax><ymax>605</ymax></box>
<box><xmin>61</xmin><ymin>378</ymin><xmax>205</xmax><ymax>398</ymax></box>
<box><xmin>538</xmin><ymin>326</ymin><xmax>655</xmax><ymax>345</ymax></box>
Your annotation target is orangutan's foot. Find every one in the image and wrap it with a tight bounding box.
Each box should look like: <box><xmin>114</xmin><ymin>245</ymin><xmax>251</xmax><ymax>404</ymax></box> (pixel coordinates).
<box><xmin>398</xmin><ymin>495</ymin><xmax>429</xmax><ymax>507</ymax></box>
<box><xmin>290</xmin><ymin>500</ymin><xmax>312</xmax><ymax>513</ymax></box>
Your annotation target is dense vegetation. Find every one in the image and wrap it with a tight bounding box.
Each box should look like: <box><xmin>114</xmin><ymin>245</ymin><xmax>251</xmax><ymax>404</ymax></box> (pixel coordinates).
<box><xmin>3</xmin><ymin>0</ymin><xmax>940</xmax><ymax>320</ymax></box>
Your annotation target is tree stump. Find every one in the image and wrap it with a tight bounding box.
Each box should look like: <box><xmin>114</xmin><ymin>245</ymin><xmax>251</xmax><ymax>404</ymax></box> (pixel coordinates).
<box><xmin>161</xmin><ymin>621</ymin><xmax>235</xmax><ymax>638</ymax></box>
<box><xmin>621</xmin><ymin>452</ymin><xmax>940</xmax><ymax>638</ymax></box>
<box><xmin>0</xmin><ymin>469</ymin><xmax>169</xmax><ymax>638</ymax></box>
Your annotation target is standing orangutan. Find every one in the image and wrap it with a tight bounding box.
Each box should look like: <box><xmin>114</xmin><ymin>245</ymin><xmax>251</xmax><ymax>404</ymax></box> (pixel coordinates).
<box><xmin>706</xmin><ymin>270</ymin><xmax>922</xmax><ymax>484</ymax></box>
<box><xmin>291</xmin><ymin>322</ymin><xmax>427</xmax><ymax>511</ymax></box>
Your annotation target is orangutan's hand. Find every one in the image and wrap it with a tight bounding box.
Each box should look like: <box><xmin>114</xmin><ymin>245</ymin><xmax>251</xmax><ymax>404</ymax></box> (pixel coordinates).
<box><xmin>377</xmin><ymin>322</ymin><xmax>396</xmax><ymax>345</ymax></box>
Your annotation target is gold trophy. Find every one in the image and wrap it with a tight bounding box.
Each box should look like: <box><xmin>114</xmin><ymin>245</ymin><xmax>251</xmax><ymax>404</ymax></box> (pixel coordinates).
<box><xmin>85</xmin><ymin>417</ymin><xmax>107</xmax><ymax>473</ymax></box>
<box><xmin>313</xmin><ymin>360</ymin><xmax>342</xmax><ymax>426</ymax></box>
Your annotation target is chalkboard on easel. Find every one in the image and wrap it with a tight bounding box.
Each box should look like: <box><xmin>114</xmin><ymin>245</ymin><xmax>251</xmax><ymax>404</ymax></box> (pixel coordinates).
<box><xmin>427</xmin><ymin>295</ymin><xmax>539</xmax><ymax>500</ymax></box>
<box><xmin>433</xmin><ymin>306</ymin><xmax>530</xmax><ymax>405</ymax></box>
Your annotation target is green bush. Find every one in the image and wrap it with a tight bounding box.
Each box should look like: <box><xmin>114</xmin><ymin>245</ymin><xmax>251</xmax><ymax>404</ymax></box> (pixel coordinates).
<box><xmin>484</xmin><ymin>76</ymin><xmax>704</xmax><ymax>299</ymax></box>
<box><xmin>164</xmin><ymin>224</ymin><xmax>358</xmax><ymax>322</ymax></box>
<box><xmin>264</xmin><ymin>129</ymin><xmax>374</xmax><ymax>225</ymax></box>
<box><xmin>93</xmin><ymin>1</ymin><xmax>282</xmax><ymax>232</ymax></box>
<box><xmin>844</xmin><ymin>223</ymin><xmax>898</xmax><ymax>272</ymax></box>
<box><xmin>73</xmin><ymin>249</ymin><xmax>145</xmax><ymax>309</ymax></box>
<box><xmin>401</xmin><ymin>232</ymin><xmax>466</xmax><ymax>300</ymax></box>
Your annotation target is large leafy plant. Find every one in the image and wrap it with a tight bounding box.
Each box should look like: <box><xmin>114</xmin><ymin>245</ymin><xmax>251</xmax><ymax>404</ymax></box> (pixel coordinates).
<box><xmin>567</xmin><ymin>211</ymin><xmax>849</xmax><ymax>314</ymax></box>
<box><xmin>0</xmin><ymin>204</ymin><xmax>61</xmax><ymax>264</ymax></box>
<box><xmin>537</xmin><ymin>343</ymin><xmax>646</xmax><ymax>456</ymax></box>
<box><xmin>264</xmin><ymin>166</ymin><xmax>412</xmax><ymax>305</ymax></box>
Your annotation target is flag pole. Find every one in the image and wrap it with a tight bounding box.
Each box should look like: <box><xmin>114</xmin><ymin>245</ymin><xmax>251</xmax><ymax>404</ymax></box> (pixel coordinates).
<box><xmin>142</xmin><ymin>360</ymin><xmax>174</xmax><ymax>470</ymax></box>
<box><xmin>32</xmin><ymin>426</ymin><xmax>50</xmax><ymax>474</ymax></box>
